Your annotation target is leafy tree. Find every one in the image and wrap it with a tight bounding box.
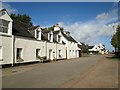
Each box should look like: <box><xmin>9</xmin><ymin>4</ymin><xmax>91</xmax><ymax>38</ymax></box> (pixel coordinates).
<box><xmin>10</xmin><ymin>13</ymin><xmax>33</xmax><ymax>26</ymax></box>
<box><xmin>111</xmin><ymin>25</ymin><xmax>120</xmax><ymax>58</ymax></box>
<box><xmin>111</xmin><ymin>34</ymin><xmax>118</xmax><ymax>53</ymax></box>
<box><xmin>48</xmin><ymin>26</ymin><xmax>54</xmax><ymax>31</ymax></box>
<box><xmin>116</xmin><ymin>25</ymin><xmax>120</xmax><ymax>57</ymax></box>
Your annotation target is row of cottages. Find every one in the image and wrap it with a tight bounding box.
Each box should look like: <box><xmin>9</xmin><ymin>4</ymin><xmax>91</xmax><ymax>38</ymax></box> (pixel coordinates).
<box><xmin>0</xmin><ymin>9</ymin><xmax>81</xmax><ymax>66</ymax></box>
<box><xmin>88</xmin><ymin>43</ymin><xmax>108</xmax><ymax>54</ymax></box>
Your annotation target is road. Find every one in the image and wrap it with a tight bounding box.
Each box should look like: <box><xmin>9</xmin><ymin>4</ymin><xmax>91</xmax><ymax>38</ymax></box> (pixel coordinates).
<box><xmin>2</xmin><ymin>54</ymin><xmax>118</xmax><ymax>88</ymax></box>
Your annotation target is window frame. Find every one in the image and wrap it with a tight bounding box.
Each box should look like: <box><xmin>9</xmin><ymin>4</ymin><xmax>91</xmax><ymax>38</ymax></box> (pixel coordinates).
<box><xmin>58</xmin><ymin>35</ymin><xmax>61</xmax><ymax>42</ymax></box>
<box><xmin>36</xmin><ymin>49</ymin><xmax>41</xmax><ymax>58</ymax></box>
<box><xmin>0</xmin><ymin>19</ymin><xmax>9</xmax><ymax>33</ymax></box>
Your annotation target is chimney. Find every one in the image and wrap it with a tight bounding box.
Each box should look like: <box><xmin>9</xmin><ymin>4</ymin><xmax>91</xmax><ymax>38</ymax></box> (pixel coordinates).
<box><xmin>54</xmin><ymin>24</ymin><xmax>60</xmax><ymax>31</ymax></box>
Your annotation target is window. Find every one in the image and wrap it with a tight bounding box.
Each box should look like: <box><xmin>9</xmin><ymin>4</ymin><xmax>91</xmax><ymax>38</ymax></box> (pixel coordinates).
<box><xmin>59</xmin><ymin>50</ymin><xmax>61</xmax><ymax>58</ymax></box>
<box><xmin>36</xmin><ymin>30</ymin><xmax>40</xmax><ymax>39</ymax></box>
<box><xmin>17</xmin><ymin>48</ymin><xmax>22</xmax><ymax>59</ymax></box>
<box><xmin>49</xmin><ymin>33</ymin><xmax>52</xmax><ymax>41</ymax></box>
<box><xmin>0</xmin><ymin>19</ymin><xmax>9</xmax><ymax>33</ymax></box>
<box><xmin>69</xmin><ymin>50</ymin><xmax>71</xmax><ymax>56</ymax></box>
<box><xmin>36</xmin><ymin>49</ymin><xmax>41</xmax><ymax>58</ymax></box>
<box><xmin>58</xmin><ymin>35</ymin><xmax>61</xmax><ymax>42</ymax></box>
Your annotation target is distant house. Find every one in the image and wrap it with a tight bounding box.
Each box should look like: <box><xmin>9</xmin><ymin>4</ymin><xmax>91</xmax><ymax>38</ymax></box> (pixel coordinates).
<box><xmin>88</xmin><ymin>43</ymin><xmax>108</xmax><ymax>54</ymax></box>
<box><xmin>0</xmin><ymin>9</ymin><xmax>81</xmax><ymax>66</ymax></box>
<box><xmin>78</xmin><ymin>42</ymin><xmax>89</xmax><ymax>55</ymax></box>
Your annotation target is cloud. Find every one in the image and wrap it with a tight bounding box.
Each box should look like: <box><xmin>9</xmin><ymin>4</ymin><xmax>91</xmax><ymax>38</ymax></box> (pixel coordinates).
<box><xmin>96</xmin><ymin>13</ymin><xmax>110</xmax><ymax>20</ymax></box>
<box><xmin>1</xmin><ymin>3</ymin><xmax>17</xmax><ymax>14</ymax></box>
<box><xmin>58</xmin><ymin>8</ymin><xmax>118</xmax><ymax>45</ymax></box>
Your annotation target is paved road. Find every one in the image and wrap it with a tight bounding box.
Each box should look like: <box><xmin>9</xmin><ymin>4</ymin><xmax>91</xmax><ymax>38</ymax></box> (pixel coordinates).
<box><xmin>2</xmin><ymin>55</ymin><xmax>117</xmax><ymax>88</ymax></box>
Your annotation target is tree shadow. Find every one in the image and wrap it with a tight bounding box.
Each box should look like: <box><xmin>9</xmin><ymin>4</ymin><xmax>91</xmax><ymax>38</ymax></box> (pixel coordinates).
<box><xmin>106</xmin><ymin>54</ymin><xmax>120</xmax><ymax>60</ymax></box>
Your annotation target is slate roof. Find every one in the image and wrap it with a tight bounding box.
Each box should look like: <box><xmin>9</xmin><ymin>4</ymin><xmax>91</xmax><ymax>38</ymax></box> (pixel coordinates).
<box><xmin>12</xmin><ymin>20</ymin><xmax>78</xmax><ymax>43</ymax></box>
<box><xmin>42</xmin><ymin>30</ymin><xmax>58</xmax><ymax>42</ymax></box>
<box><xmin>88</xmin><ymin>46</ymin><xmax>94</xmax><ymax>49</ymax></box>
<box><xmin>41</xmin><ymin>33</ymin><xmax>49</xmax><ymax>41</ymax></box>
<box><xmin>12</xmin><ymin>20</ymin><xmax>48</xmax><ymax>41</ymax></box>
<box><xmin>12</xmin><ymin>20</ymin><xmax>35</xmax><ymax>39</ymax></box>
<box><xmin>61</xmin><ymin>32</ymin><xmax>77</xmax><ymax>43</ymax></box>
<box><xmin>28</xmin><ymin>26</ymin><xmax>39</xmax><ymax>31</ymax></box>
<box><xmin>78</xmin><ymin>42</ymin><xmax>89</xmax><ymax>50</ymax></box>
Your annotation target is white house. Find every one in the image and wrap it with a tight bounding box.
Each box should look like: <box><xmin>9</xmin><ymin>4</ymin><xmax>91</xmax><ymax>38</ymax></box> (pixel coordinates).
<box><xmin>53</xmin><ymin>25</ymin><xmax>81</xmax><ymax>59</ymax></box>
<box><xmin>0</xmin><ymin>9</ymin><xmax>13</xmax><ymax>65</ymax></box>
<box><xmin>0</xmin><ymin>9</ymin><xmax>81</xmax><ymax>66</ymax></box>
<box><xmin>89</xmin><ymin>43</ymin><xmax>108</xmax><ymax>54</ymax></box>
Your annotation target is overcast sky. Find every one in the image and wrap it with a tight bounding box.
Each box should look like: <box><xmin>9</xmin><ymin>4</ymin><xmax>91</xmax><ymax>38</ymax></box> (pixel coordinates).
<box><xmin>1</xmin><ymin>2</ymin><xmax>118</xmax><ymax>51</ymax></box>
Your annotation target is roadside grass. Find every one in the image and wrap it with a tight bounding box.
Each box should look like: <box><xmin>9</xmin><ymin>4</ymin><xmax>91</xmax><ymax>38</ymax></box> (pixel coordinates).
<box><xmin>106</xmin><ymin>55</ymin><xmax>120</xmax><ymax>61</ymax></box>
<box><xmin>82</xmin><ymin>53</ymin><xmax>90</xmax><ymax>57</ymax></box>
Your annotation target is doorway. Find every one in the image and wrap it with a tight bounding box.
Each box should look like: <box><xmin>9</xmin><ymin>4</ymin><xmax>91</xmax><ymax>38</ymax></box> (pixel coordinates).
<box><xmin>49</xmin><ymin>49</ymin><xmax>52</xmax><ymax>60</ymax></box>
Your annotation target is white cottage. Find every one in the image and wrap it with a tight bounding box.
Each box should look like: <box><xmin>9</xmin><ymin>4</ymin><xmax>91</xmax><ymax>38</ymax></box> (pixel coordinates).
<box><xmin>0</xmin><ymin>9</ymin><xmax>13</xmax><ymax>65</ymax></box>
<box><xmin>53</xmin><ymin>25</ymin><xmax>81</xmax><ymax>59</ymax></box>
<box><xmin>0</xmin><ymin>9</ymin><xmax>81</xmax><ymax>66</ymax></box>
<box><xmin>89</xmin><ymin>43</ymin><xmax>108</xmax><ymax>54</ymax></box>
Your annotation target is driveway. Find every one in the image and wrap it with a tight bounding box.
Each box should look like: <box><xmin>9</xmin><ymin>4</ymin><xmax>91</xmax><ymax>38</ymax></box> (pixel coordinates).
<box><xmin>2</xmin><ymin>54</ymin><xmax>118</xmax><ymax>88</ymax></box>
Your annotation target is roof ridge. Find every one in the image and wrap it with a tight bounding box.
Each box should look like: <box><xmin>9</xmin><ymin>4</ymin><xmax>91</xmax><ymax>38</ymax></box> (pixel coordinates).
<box><xmin>13</xmin><ymin>19</ymin><xmax>32</xmax><ymax>27</ymax></box>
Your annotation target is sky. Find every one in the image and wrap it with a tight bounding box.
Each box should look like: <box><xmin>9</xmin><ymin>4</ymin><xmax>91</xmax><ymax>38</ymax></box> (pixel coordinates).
<box><xmin>1</xmin><ymin>2</ymin><xmax>119</xmax><ymax>51</ymax></box>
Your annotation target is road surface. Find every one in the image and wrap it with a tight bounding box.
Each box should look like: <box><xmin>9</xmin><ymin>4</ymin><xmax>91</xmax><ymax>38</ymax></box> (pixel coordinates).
<box><xmin>2</xmin><ymin>54</ymin><xmax>118</xmax><ymax>88</ymax></box>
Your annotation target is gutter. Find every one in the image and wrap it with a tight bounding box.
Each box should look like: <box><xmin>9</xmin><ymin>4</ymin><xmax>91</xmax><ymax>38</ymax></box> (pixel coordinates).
<box><xmin>12</xmin><ymin>35</ymin><xmax>15</xmax><ymax>66</ymax></box>
<box><xmin>56</xmin><ymin>43</ymin><xmax>57</xmax><ymax>59</ymax></box>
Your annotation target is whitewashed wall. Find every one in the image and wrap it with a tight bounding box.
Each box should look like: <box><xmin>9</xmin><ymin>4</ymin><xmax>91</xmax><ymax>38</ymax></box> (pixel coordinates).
<box><xmin>46</xmin><ymin>42</ymin><xmax>56</xmax><ymax>60</ymax></box>
<box><xmin>14</xmin><ymin>36</ymin><xmax>46</xmax><ymax>63</ymax></box>
<box><xmin>61</xmin><ymin>34</ymin><xmax>80</xmax><ymax>59</ymax></box>
<box><xmin>46</xmin><ymin>42</ymin><xmax>66</xmax><ymax>60</ymax></box>
<box><xmin>0</xmin><ymin>35</ymin><xmax>13</xmax><ymax>65</ymax></box>
<box><xmin>56</xmin><ymin>44</ymin><xmax>66</xmax><ymax>59</ymax></box>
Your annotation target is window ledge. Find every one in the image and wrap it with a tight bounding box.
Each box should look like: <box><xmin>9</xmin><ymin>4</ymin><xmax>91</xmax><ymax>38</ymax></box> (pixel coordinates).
<box><xmin>0</xmin><ymin>32</ymin><xmax>12</xmax><ymax>37</ymax></box>
<box><xmin>0</xmin><ymin>59</ymin><xmax>3</xmax><ymax>61</ymax></box>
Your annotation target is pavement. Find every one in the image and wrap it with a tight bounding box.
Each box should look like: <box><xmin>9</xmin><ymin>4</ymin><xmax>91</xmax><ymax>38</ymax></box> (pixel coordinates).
<box><xmin>2</xmin><ymin>54</ymin><xmax>118</xmax><ymax>88</ymax></box>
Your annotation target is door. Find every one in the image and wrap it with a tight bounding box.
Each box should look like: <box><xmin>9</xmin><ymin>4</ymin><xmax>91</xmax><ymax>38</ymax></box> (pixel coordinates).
<box><xmin>49</xmin><ymin>49</ymin><xmax>52</xmax><ymax>60</ymax></box>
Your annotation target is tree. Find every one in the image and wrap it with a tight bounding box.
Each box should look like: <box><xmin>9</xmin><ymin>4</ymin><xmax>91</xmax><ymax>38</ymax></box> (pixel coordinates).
<box><xmin>111</xmin><ymin>34</ymin><xmax>118</xmax><ymax>53</ymax></box>
<box><xmin>111</xmin><ymin>25</ymin><xmax>120</xmax><ymax>58</ymax></box>
<box><xmin>116</xmin><ymin>25</ymin><xmax>120</xmax><ymax>58</ymax></box>
<box><xmin>10</xmin><ymin>13</ymin><xmax>33</xmax><ymax>26</ymax></box>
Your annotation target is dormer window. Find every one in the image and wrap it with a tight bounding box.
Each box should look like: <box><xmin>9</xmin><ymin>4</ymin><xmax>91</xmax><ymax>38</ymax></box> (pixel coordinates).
<box><xmin>58</xmin><ymin>35</ymin><xmax>61</xmax><ymax>43</ymax></box>
<box><xmin>36</xmin><ymin>30</ymin><xmax>40</xmax><ymax>39</ymax></box>
<box><xmin>48</xmin><ymin>31</ymin><xmax>53</xmax><ymax>42</ymax></box>
<box><xmin>35</xmin><ymin>27</ymin><xmax>41</xmax><ymax>40</ymax></box>
<box><xmin>0</xmin><ymin>19</ymin><xmax>9</xmax><ymax>33</ymax></box>
<box><xmin>49</xmin><ymin>33</ymin><xmax>52</xmax><ymax>41</ymax></box>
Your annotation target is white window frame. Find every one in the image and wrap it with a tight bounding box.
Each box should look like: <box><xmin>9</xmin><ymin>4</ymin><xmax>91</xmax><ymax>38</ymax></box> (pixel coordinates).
<box><xmin>36</xmin><ymin>30</ymin><xmax>40</xmax><ymax>39</ymax></box>
<box><xmin>58</xmin><ymin>35</ymin><xmax>61</xmax><ymax>43</ymax></box>
<box><xmin>0</xmin><ymin>19</ymin><xmax>9</xmax><ymax>33</ymax></box>
<box><xmin>49</xmin><ymin>33</ymin><xmax>52</xmax><ymax>41</ymax></box>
